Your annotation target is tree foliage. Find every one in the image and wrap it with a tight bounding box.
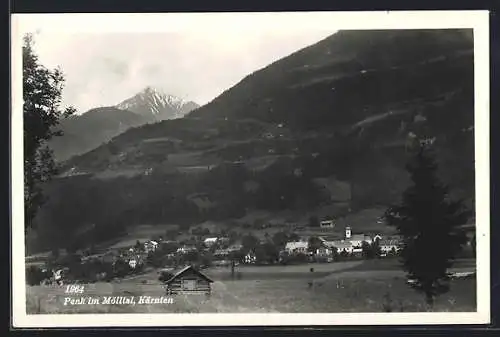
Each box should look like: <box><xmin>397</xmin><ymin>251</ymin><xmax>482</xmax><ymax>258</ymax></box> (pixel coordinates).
<box><xmin>241</xmin><ymin>234</ymin><xmax>259</xmax><ymax>252</ymax></box>
<box><xmin>384</xmin><ymin>144</ymin><xmax>470</xmax><ymax>306</ymax></box>
<box><xmin>361</xmin><ymin>241</ymin><xmax>381</xmax><ymax>259</ymax></box>
<box><xmin>307</xmin><ymin>236</ymin><xmax>323</xmax><ymax>253</ymax></box>
<box><xmin>272</xmin><ymin>231</ymin><xmax>289</xmax><ymax>248</ymax></box>
<box><xmin>25</xmin><ymin>265</ymin><xmax>50</xmax><ymax>286</ymax></box>
<box><xmin>23</xmin><ymin>34</ymin><xmax>75</xmax><ymax>231</ymax></box>
<box><xmin>308</xmin><ymin>216</ymin><xmax>320</xmax><ymax>227</ymax></box>
<box><xmin>255</xmin><ymin>242</ymin><xmax>279</xmax><ymax>264</ymax></box>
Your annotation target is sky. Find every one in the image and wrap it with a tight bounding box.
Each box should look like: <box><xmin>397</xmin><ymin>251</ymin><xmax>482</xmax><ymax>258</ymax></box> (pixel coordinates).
<box><xmin>16</xmin><ymin>13</ymin><xmax>340</xmax><ymax>113</ymax></box>
<box><xmin>14</xmin><ymin>12</ymin><xmax>483</xmax><ymax>114</ymax></box>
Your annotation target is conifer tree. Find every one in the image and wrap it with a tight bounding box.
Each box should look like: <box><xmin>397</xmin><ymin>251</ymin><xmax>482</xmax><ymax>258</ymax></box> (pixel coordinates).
<box><xmin>384</xmin><ymin>143</ymin><xmax>471</xmax><ymax>306</ymax></box>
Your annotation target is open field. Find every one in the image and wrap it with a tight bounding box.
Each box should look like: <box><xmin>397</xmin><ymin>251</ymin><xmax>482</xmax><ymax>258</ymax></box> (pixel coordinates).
<box><xmin>26</xmin><ymin>259</ymin><xmax>476</xmax><ymax>314</ymax></box>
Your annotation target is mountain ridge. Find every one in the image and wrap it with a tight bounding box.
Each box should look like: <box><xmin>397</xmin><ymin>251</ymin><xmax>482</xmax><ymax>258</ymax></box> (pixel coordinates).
<box><xmin>116</xmin><ymin>86</ymin><xmax>200</xmax><ymax>122</ymax></box>
<box><xmin>35</xmin><ymin>29</ymin><xmax>475</xmax><ymax>253</ymax></box>
<box><xmin>49</xmin><ymin>88</ymin><xmax>199</xmax><ymax>161</ymax></box>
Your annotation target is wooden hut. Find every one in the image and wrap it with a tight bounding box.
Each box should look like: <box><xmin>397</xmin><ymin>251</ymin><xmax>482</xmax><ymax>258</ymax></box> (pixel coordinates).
<box><xmin>162</xmin><ymin>265</ymin><xmax>214</xmax><ymax>295</ymax></box>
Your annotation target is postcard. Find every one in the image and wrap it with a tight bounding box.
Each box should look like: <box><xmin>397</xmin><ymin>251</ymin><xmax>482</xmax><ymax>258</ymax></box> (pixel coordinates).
<box><xmin>11</xmin><ymin>10</ymin><xmax>490</xmax><ymax>327</ymax></box>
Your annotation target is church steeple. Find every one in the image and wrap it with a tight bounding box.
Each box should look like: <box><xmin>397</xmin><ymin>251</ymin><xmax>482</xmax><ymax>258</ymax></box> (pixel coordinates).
<box><xmin>345</xmin><ymin>226</ymin><xmax>351</xmax><ymax>239</ymax></box>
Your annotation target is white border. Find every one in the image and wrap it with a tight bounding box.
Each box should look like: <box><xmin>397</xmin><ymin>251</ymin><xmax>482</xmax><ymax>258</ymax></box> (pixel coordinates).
<box><xmin>11</xmin><ymin>10</ymin><xmax>490</xmax><ymax>327</ymax></box>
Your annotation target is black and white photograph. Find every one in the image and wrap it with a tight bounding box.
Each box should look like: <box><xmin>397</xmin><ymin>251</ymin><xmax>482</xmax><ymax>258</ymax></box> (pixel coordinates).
<box><xmin>11</xmin><ymin>11</ymin><xmax>490</xmax><ymax>327</ymax></box>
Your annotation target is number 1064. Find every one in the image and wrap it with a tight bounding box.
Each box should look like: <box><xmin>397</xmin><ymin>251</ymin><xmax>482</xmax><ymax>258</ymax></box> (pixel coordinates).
<box><xmin>65</xmin><ymin>285</ymin><xmax>84</xmax><ymax>294</ymax></box>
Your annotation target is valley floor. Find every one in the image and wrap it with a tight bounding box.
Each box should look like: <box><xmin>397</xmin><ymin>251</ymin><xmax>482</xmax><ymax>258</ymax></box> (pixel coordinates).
<box><xmin>25</xmin><ymin>259</ymin><xmax>476</xmax><ymax>314</ymax></box>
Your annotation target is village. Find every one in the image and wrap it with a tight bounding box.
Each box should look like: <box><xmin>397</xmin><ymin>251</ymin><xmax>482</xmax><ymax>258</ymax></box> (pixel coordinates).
<box><xmin>25</xmin><ymin>217</ymin><xmax>407</xmax><ymax>287</ymax></box>
<box><xmin>24</xmin><ymin>212</ymin><xmax>477</xmax><ymax>314</ymax></box>
<box><xmin>25</xmin><ymin>212</ymin><xmax>477</xmax><ymax>300</ymax></box>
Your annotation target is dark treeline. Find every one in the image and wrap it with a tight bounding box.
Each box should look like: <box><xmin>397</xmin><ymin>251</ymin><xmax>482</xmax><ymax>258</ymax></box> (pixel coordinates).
<box><xmin>30</xmin><ymin>160</ymin><xmax>329</xmax><ymax>253</ymax></box>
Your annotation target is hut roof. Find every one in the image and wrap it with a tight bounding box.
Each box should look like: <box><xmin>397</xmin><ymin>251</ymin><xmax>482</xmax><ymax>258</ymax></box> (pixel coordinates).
<box><xmin>164</xmin><ymin>265</ymin><xmax>214</xmax><ymax>284</ymax></box>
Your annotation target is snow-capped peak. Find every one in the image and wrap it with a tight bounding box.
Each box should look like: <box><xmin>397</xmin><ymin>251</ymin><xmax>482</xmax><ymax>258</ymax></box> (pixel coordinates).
<box><xmin>116</xmin><ymin>86</ymin><xmax>199</xmax><ymax>121</ymax></box>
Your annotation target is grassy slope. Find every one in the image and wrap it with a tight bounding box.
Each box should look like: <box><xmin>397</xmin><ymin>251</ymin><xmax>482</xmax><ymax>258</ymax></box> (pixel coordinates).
<box><xmin>26</xmin><ymin>259</ymin><xmax>476</xmax><ymax>314</ymax></box>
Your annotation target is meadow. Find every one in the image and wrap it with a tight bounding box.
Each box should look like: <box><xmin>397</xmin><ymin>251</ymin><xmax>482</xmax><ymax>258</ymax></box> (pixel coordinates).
<box><xmin>26</xmin><ymin>259</ymin><xmax>476</xmax><ymax>314</ymax></box>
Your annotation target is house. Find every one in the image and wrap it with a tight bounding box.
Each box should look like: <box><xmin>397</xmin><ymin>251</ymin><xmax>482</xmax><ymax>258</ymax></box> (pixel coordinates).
<box><xmin>52</xmin><ymin>268</ymin><xmax>65</xmax><ymax>285</ymax></box>
<box><xmin>144</xmin><ymin>240</ymin><xmax>159</xmax><ymax>253</ymax></box>
<box><xmin>334</xmin><ymin>242</ymin><xmax>354</xmax><ymax>254</ymax></box>
<box><xmin>284</xmin><ymin>241</ymin><xmax>309</xmax><ymax>254</ymax></box>
<box><xmin>352</xmin><ymin>247</ymin><xmax>363</xmax><ymax>254</ymax></box>
<box><xmin>214</xmin><ymin>249</ymin><xmax>230</xmax><ymax>257</ymax></box>
<box><xmin>320</xmin><ymin>220</ymin><xmax>335</xmax><ymax>229</ymax></box>
<box><xmin>218</xmin><ymin>237</ymin><xmax>230</xmax><ymax>245</ymax></box>
<box><xmin>344</xmin><ymin>226</ymin><xmax>372</xmax><ymax>247</ymax></box>
<box><xmin>244</xmin><ymin>251</ymin><xmax>257</xmax><ymax>264</ymax></box>
<box><xmin>177</xmin><ymin>245</ymin><xmax>197</xmax><ymax>254</ymax></box>
<box><xmin>227</xmin><ymin>244</ymin><xmax>243</xmax><ymax>252</ymax></box>
<box><xmin>315</xmin><ymin>246</ymin><xmax>333</xmax><ymax>256</ymax></box>
<box><xmin>204</xmin><ymin>237</ymin><xmax>219</xmax><ymax>247</ymax></box>
<box><xmin>126</xmin><ymin>253</ymin><xmax>144</xmax><ymax>269</ymax></box>
<box><xmin>349</xmin><ymin>234</ymin><xmax>373</xmax><ymax>247</ymax></box>
<box><xmin>162</xmin><ymin>265</ymin><xmax>214</xmax><ymax>295</ymax></box>
<box><xmin>159</xmin><ymin>240</ymin><xmax>178</xmax><ymax>249</ymax></box>
<box><xmin>379</xmin><ymin>239</ymin><xmax>401</xmax><ymax>255</ymax></box>
<box><xmin>129</xmin><ymin>259</ymin><xmax>138</xmax><ymax>269</ymax></box>
<box><xmin>323</xmin><ymin>240</ymin><xmax>354</xmax><ymax>254</ymax></box>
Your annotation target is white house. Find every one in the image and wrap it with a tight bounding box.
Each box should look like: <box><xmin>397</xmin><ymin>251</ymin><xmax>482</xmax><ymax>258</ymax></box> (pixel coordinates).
<box><xmin>284</xmin><ymin>241</ymin><xmax>309</xmax><ymax>254</ymax></box>
<box><xmin>144</xmin><ymin>240</ymin><xmax>159</xmax><ymax>253</ymax></box>
<box><xmin>244</xmin><ymin>252</ymin><xmax>257</xmax><ymax>264</ymax></box>
<box><xmin>379</xmin><ymin>239</ymin><xmax>400</xmax><ymax>255</ymax></box>
<box><xmin>315</xmin><ymin>246</ymin><xmax>334</xmax><ymax>256</ymax></box>
<box><xmin>325</xmin><ymin>241</ymin><xmax>354</xmax><ymax>254</ymax></box>
<box><xmin>53</xmin><ymin>269</ymin><xmax>64</xmax><ymax>285</ymax></box>
<box><xmin>204</xmin><ymin>237</ymin><xmax>219</xmax><ymax>247</ymax></box>
<box><xmin>352</xmin><ymin>247</ymin><xmax>363</xmax><ymax>254</ymax></box>
<box><xmin>176</xmin><ymin>245</ymin><xmax>197</xmax><ymax>254</ymax></box>
<box><xmin>349</xmin><ymin>234</ymin><xmax>373</xmax><ymax>247</ymax></box>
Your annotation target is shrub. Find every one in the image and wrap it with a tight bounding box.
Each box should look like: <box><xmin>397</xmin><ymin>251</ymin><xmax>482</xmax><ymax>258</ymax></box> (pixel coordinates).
<box><xmin>113</xmin><ymin>259</ymin><xmax>132</xmax><ymax>278</ymax></box>
<box><xmin>26</xmin><ymin>265</ymin><xmax>48</xmax><ymax>286</ymax></box>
